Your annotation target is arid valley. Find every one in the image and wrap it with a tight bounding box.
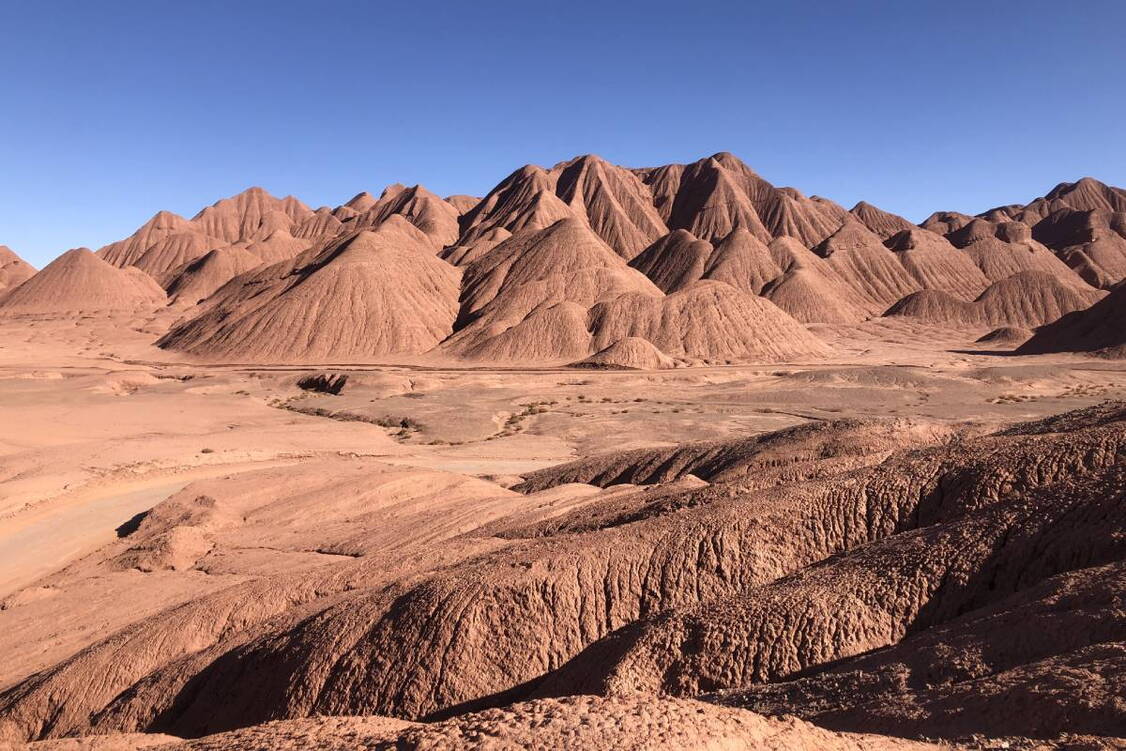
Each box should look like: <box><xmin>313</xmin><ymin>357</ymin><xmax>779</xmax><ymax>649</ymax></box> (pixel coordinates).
<box><xmin>0</xmin><ymin>151</ymin><xmax>1124</xmax><ymax>749</ymax></box>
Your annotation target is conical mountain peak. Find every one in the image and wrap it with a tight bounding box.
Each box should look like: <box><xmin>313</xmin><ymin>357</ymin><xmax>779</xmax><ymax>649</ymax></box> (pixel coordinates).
<box><xmin>1</xmin><ymin>247</ymin><xmax>166</xmax><ymax>314</ymax></box>
<box><xmin>0</xmin><ymin>245</ymin><xmax>36</xmax><ymax>295</ymax></box>
<box><xmin>345</xmin><ymin>191</ymin><xmax>378</xmax><ymax>211</ymax></box>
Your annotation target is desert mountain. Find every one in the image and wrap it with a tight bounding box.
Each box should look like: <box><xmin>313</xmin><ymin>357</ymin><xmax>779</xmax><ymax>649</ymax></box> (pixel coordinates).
<box><xmin>0</xmin><ymin>248</ymin><xmax>166</xmax><ymax>314</ymax></box>
<box><xmin>923</xmin><ymin>178</ymin><xmax>1126</xmax><ymax>289</ymax></box>
<box><xmin>883</xmin><ymin>227</ymin><xmax>991</xmax><ymax>300</ymax></box>
<box><xmin>920</xmin><ymin>210</ymin><xmax>975</xmax><ymax>236</ymax></box>
<box><xmin>97</xmin><ymin>210</ymin><xmax>193</xmax><ymax>268</ymax></box>
<box><xmin>811</xmin><ymin>219</ymin><xmax>920</xmax><ymax>312</ymax></box>
<box><xmin>458</xmin><ymin>156</ymin><xmax>668</xmax><ymax>260</ymax></box>
<box><xmin>131</xmin><ymin>230</ymin><xmax>227</xmax><ymax>277</ymax></box>
<box><xmin>586</xmin><ymin>281</ymin><xmax>830</xmax><ymax>361</ymax></box>
<box><xmin>1034</xmin><ymin>207</ymin><xmax>1126</xmax><ymax>287</ymax></box>
<box><xmin>752</xmin><ymin>236</ymin><xmax>870</xmax><ymax>323</ymax></box>
<box><xmin>189</xmin><ymin>186</ymin><xmax>311</xmax><ymax>243</ymax></box>
<box><xmin>947</xmin><ymin>217</ymin><xmax>1006</xmax><ymax>248</ymax></box>
<box><xmin>760</xmin><ymin>265</ymin><xmax>868</xmax><ymax>324</ymax></box>
<box><xmin>441</xmin><ymin>217</ymin><xmax>663</xmax><ymax>361</ymax></box>
<box><xmin>292</xmin><ymin>206</ymin><xmax>345</xmax><ymax>240</ymax></box>
<box><xmin>238</xmin><ymin>228</ymin><xmax>311</xmax><ymax>264</ymax></box>
<box><xmin>976</xmin><ymin>325</ymin><xmax>1033</xmax><ymax>345</ymax></box>
<box><xmin>439</xmin><ymin>226</ymin><xmax>512</xmax><ymax>267</ymax></box>
<box><xmin>634</xmin><ymin>152</ymin><xmax>846</xmax><ymax>247</ymax></box>
<box><xmin>349</xmin><ymin>184</ymin><xmax>460</xmax><ymax>247</ymax></box>
<box><xmin>884</xmin><ymin>270</ymin><xmax>1106</xmax><ymax>328</ymax></box>
<box><xmin>958</xmin><ymin>231</ymin><xmax>1090</xmax><ymax>288</ymax></box>
<box><xmin>552</xmin><ymin>154</ymin><xmax>669</xmax><ymax>259</ymax></box>
<box><xmin>0</xmin><ymin>246</ymin><xmax>35</xmax><ymax>296</ymax></box>
<box><xmin>91</xmin><ymin>179</ymin><xmax>461</xmax><ymax>285</ymax></box>
<box><xmin>627</xmin><ymin>229</ymin><xmax>714</xmax><ymax>293</ymax></box>
<box><xmin>16</xmin><ymin>156</ymin><xmax>1126</xmax><ymax>365</ymax></box>
<box><xmin>457</xmin><ymin>165</ymin><xmax>576</xmax><ymax>249</ymax></box>
<box><xmin>442</xmin><ymin>217</ymin><xmax>827</xmax><ymax>363</ymax></box>
<box><xmin>157</xmin><ymin>218</ymin><xmax>461</xmax><ymax>361</ymax></box>
<box><xmin>570</xmin><ymin>336</ymin><xmax>677</xmax><ymax>370</ymax></box>
<box><xmin>627</xmin><ymin>226</ymin><xmax>786</xmax><ymax>298</ymax></box>
<box><xmin>849</xmin><ymin>200</ymin><xmax>914</xmax><ymax>239</ymax></box>
<box><xmin>622</xmin><ymin>221</ymin><xmax>891</xmax><ymax>326</ymax></box>
<box><xmin>1018</xmin><ymin>283</ymin><xmax>1126</xmax><ymax>356</ymax></box>
<box><xmin>454</xmin><ymin>217</ymin><xmax>659</xmax><ymax>324</ymax></box>
<box><xmin>345</xmin><ymin>190</ymin><xmax>379</xmax><ymax>212</ymax></box>
<box><xmin>1044</xmin><ymin>175</ymin><xmax>1126</xmax><ymax>209</ymax></box>
<box><xmin>990</xmin><ymin>176</ymin><xmax>1126</xmax><ymax>227</ymax></box>
<box><xmin>700</xmin><ymin>227</ymin><xmax>782</xmax><ymax>295</ymax></box>
<box><xmin>96</xmin><ymin>188</ymin><xmax>315</xmax><ymax>281</ymax></box>
<box><xmin>444</xmin><ymin>193</ymin><xmax>480</xmax><ymax>214</ymax></box>
<box><xmin>160</xmin><ymin>245</ymin><xmax>263</xmax><ymax>306</ymax></box>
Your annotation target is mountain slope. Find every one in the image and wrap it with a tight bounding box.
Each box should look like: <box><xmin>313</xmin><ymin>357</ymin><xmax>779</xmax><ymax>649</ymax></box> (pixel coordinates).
<box><xmin>0</xmin><ymin>246</ymin><xmax>35</xmax><ymax>297</ymax></box>
<box><xmin>884</xmin><ymin>227</ymin><xmax>990</xmax><ymax>300</ymax></box>
<box><xmin>551</xmin><ymin>154</ymin><xmax>669</xmax><ymax>260</ymax></box>
<box><xmin>1018</xmin><ymin>284</ymin><xmax>1126</xmax><ymax>356</ymax></box>
<box><xmin>0</xmin><ymin>248</ymin><xmax>166</xmax><ymax>314</ymax></box>
<box><xmin>884</xmin><ymin>271</ymin><xmax>1105</xmax><ymax>328</ymax></box>
<box><xmin>161</xmin><ymin>245</ymin><xmax>264</xmax><ymax>306</ymax></box>
<box><xmin>157</xmin><ymin>218</ymin><xmax>461</xmax><ymax>361</ymax></box>
<box><xmin>700</xmin><ymin>226</ymin><xmax>781</xmax><ymax>295</ymax></box>
<box><xmin>627</xmin><ymin>230</ymin><xmax>713</xmax><ymax>293</ymax></box>
<box><xmin>441</xmin><ymin>217</ymin><xmax>661</xmax><ymax>361</ymax></box>
<box><xmin>189</xmin><ymin>187</ymin><xmax>311</xmax><ymax>244</ymax></box>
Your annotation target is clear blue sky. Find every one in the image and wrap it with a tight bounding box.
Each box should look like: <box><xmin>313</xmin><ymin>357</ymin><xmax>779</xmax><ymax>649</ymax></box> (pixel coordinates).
<box><xmin>2</xmin><ymin>0</ymin><xmax>1124</xmax><ymax>267</ymax></box>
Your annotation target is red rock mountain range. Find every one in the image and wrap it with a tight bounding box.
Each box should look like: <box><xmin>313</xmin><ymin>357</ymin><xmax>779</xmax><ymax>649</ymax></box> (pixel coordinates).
<box><xmin>3</xmin><ymin>153</ymin><xmax>1125</xmax><ymax>363</ymax></box>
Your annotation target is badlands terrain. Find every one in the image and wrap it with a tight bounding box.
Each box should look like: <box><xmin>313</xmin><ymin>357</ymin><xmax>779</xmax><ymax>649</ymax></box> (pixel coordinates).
<box><xmin>0</xmin><ymin>153</ymin><xmax>1124</xmax><ymax>748</ymax></box>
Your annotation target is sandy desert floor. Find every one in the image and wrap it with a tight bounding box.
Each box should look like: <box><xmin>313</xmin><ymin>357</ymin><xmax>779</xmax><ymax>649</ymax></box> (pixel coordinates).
<box><xmin>2</xmin><ymin>315</ymin><xmax>1125</xmax><ymax>749</ymax></box>
<box><xmin>4</xmin><ymin>315</ymin><xmax>1125</xmax><ymax>599</ymax></box>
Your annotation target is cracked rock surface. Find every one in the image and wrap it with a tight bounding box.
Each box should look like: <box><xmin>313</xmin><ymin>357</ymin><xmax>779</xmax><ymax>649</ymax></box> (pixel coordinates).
<box><xmin>2</xmin><ymin>404</ymin><xmax>1125</xmax><ymax>747</ymax></box>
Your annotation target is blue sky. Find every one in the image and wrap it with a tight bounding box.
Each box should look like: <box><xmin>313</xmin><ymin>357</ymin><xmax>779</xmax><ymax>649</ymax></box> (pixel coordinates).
<box><xmin>1</xmin><ymin>0</ymin><xmax>1124</xmax><ymax>267</ymax></box>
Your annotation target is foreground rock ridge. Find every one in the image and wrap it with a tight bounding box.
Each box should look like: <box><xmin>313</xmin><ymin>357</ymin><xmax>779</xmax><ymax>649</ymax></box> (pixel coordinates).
<box><xmin>1</xmin><ymin>402</ymin><xmax>1124</xmax><ymax>748</ymax></box>
<box><xmin>3</xmin><ymin>153</ymin><xmax>1125</xmax><ymax>362</ymax></box>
